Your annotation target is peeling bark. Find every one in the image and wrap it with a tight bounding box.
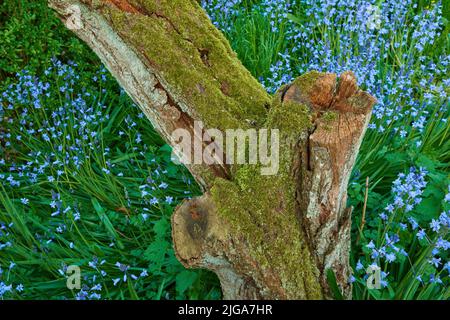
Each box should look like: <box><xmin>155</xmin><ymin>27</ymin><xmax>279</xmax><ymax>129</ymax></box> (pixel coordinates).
<box><xmin>49</xmin><ymin>0</ymin><xmax>376</xmax><ymax>299</ymax></box>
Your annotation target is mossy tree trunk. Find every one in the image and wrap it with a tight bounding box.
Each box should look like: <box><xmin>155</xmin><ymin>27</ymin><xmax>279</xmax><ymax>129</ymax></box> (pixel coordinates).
<box><xmin>49</xmin><ymin>0</ymin><xmax>376</xmax><ymax>299</ymax></box>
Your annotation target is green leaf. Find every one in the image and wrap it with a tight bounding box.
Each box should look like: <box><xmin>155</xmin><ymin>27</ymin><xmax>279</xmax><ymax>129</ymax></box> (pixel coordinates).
<box><xmin>326</xmin><ymin>269</ymin><xmax>344</xmax><ymax>300</ymax></box>
<box><xmin>127</xmin><ymin>280</ymin><xmax>140</xmax><ymax>300</ymax></box>
<box><xmin>153</xmin><ymin>218</ymin><xmax>170</xmax><ymax>237</ymax></box>
<box><xmin>286</xmin><ymin>13</ymin><xmax>304</xmax><ymax>25</ymax></box>
<box><xmin>416</xmin><ymin>195</ymin><xmax>444</xmax><ymax>222</ymax></box>
<box><xmin>176</xmin><ymin>270</ymin><xmax>198</xmax><ymax>297</ymax></box>
<box><xmin>416</xmin><ymin>154</ymin><xmax>439</xmax><ymax>171</ymax></box>
<box><xmin>91</xmin><ymin>198</ymin><xmax>124</xmax><ymax>249</ymax></box>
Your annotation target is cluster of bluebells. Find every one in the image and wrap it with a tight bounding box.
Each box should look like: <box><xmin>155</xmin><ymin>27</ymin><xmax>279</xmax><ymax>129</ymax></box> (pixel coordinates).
<box><xmin>255</xmin><ymin>0</ymin><xmax>297</xmax><ymax>33</ymax></box>
<box><xmin>262</xmin><ymin>51</ymin><xmax>294</xmax><ymax>94</ymax></box>
<box><xmin>200</xmin><ymin>0</ymin><xmax>298</xmax><ymax>33</ymax></box>
<box><xmin>202</xmin><ymin>0</ymin><xmax>449</xmax><ymax>141</ymax></box>
<box><xmin>0</xmin><ymin>58</ymin><xmax>190</xmax><ymax>206</ymax></box>
<box><xmin>1</xmin><ymin>220</ymin><xmax>23</xmax><ymax>298</ymax></box>
<box><xmin>59</xmin><ymin>259</ymin><xmax>150</xmax><ymax>300</ymax></box>
<box><xmin>0</xmin><ymin>221</ymin><xmax>13</xmax><ymax>251</ymax></box>
<box><xmin>381</xmin><ymin>167</ymin><xmax>428</xmax><ymax>220</ymax></box>
<box><xmin>201</xmin><ymin>0</ymin><xmax>297</xmax><ymax>34</ymax></box>
<box><xmin>351</xmin><ymin>168</ymin><xmax>449</xmax><ymax>288</ymax></box>
<box><xmin>0</xmin><ymin>262</ymin><xmax>23</xmax><ymax>299</ymax></box>
<box><xmin>200</xmin><ymin>0</ymin><xmax>244</xmax><ymax>32</ymax></box>
<box><xmin>292</xmin><ymin>0</ymin><xmax>448</xmax><ymax>139</ymax></box>
<box><xmin>0</xmin><ymin>59</ymin><xmax>109</xmax><ymax>184</ymax></box>
<box><xmin>0</xmin><ymin>60</ymin><xmax>196</xmax><ymax>299</ymax></box>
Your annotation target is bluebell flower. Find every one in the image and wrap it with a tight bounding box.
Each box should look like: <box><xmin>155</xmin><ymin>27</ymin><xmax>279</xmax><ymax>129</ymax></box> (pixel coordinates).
<box><xmin>0</xmin><ymin>282</ymin><xmax>13</xmax><ymax>298</ymax></box>
<box><xmin>386</xmin><ymin>252</ymin><xmax>396</xmax><ymax>263</ymax></box>
<box><xmin>165</xmin><ymin>196</ymin><xmax>174</xmax><ymax>204</ymax></box>
<box><xmin>429</xmin><ymin>219</ymin><xmax>441</xmax><ymax>233</ymax></box>
<box><xmin>112</xmin><ymin>278</ymin><xmax>121</xmax><ymax>286</ymax></box>
<box><xmin>348</xmin><ymin>275</ymin><xmax>356</xmax><ymax>283</ymax></box>
<box><xmin>416</xmin><ymin>229</ymin><xmax>426</xmax><ymax>240</ymax></box>
<box><xmin>356</xmin><ymin>260</ymin><xmax>363</xmax><ymax>271</ymax></box>
<box><xmin>408</xmin><ymin>217</ymin><xmax>419</xmax><ymax>230</ymax></box>
<box><xmin>366</xmin><ymin>240</ymin><xmax>375</xmax><ymax>249</ymax></box>
<box><xmin>429</xmin><ymin>257</ymin><xmax>441</xmax><ymax>268</ymax></box>
<box><xmin>429</xmin><ymin>274</ymin><xmax>443</xmax><ymax>284</ymax></box>
<box><xmin>140</xmin><ymin>269</ymin><xmax>148</xmax><ymax>278</ymax></box>
<box><xmin>445</xmin><ymin>187</ymin><xmax>450</xmax><ymax>202</ymax></box>
<box><xmin>444</xmin><ymin>262</ymin><xmax>450</xmax><ymax>274</ymax></box>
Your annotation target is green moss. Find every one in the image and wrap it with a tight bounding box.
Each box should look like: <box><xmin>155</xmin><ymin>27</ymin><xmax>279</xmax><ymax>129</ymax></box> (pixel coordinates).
<box><xmin>210</xmin><ymin>156</ymin><xmax>323</xmax><ymax>298</ymax></box>
<box><xmin>234</xmin><ymin>165</ymin><xmax>259</xmax><ymax>191</ymax></box>
<box><xmin>103</xmin><ymin>0</ymin><xmax>271</xmax><ymax>131</ymax></box>
<box><xmin>267</xmin><ymin>99</ymin><xmax>312</xmax><ymax>135</ymax></box>
<box><xmin>264</xmin><ymin>85</ymin><xmax>313</xmax><ymax>137</ymax></box>
<box><xmin>320</xmin><ymin>111</ymin><xmax>338</xmax><ymax>130</ymax></box>
<box><xmin>210</xmin><ymin>120</ymin><xmax>322</xmax><ymax>298</ymax></box>
<box><xmin>289</xmin><ymin>71</ymin><xmax>325</xmax><ymax>99</ymax></box>
<box><xmin>322</xmin><ymin>111</ymin><xmax>338</xmax><ymax>123</ymax></box>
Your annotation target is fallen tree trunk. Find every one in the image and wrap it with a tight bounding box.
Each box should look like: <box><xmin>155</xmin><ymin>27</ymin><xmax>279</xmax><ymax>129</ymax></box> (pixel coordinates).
<box><xmin>49</xmin><ymin>0</ymin><xmax>376</xmax><ymax>299</ymax></box>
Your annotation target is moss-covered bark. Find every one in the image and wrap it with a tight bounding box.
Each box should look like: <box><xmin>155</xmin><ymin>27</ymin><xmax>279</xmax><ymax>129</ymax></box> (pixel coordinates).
<box><xmin>104</xmin><ymin>0</ymin><xmax>271</xmax><ymax>130</ymax></box>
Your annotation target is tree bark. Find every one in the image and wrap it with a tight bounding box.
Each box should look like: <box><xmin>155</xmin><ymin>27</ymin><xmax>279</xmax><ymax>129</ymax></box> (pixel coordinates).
<box><xmin>49</xmin><ymin>0</ymin><xmax>376</xmax><ymax>299</ymax></box>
